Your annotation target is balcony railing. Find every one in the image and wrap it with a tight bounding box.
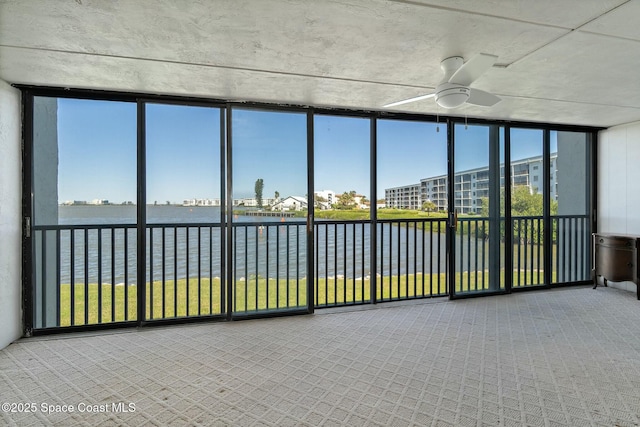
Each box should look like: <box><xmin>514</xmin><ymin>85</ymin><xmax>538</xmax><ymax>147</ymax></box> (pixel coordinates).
<box><xmin>232</xmin><ymin>221</ymin><xmax>307</xmax><ymax>314</ymax></box>
<box><xmin>552</xmin><ymin>215</ymin><xmax>590</xmax><ymax>283</ymax></box>
<box><xmin>31</xmin><ymin>214</ymin><xmax>590</xmax><ymax>330</ymax></box>
<box><xmin>315</xmin><ymin>220</ymin><xmax>370</xmax><ymax>307</ymax></box>
<box><xmin>377</xmin><ymin>219</ymin><xmax>448</xmax><ymax>302</ymax></box>
<box><xmin>453</xmin><ymin>215</ymin><xmax>590</xmax><ymax>292</ymax></box>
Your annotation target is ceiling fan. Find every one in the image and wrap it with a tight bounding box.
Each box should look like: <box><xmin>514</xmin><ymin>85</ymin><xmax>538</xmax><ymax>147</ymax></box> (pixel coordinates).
<box><xmin>383</xmin><ymin>53</ymin><xmax>501</xmax><ymax>109</ymax></box>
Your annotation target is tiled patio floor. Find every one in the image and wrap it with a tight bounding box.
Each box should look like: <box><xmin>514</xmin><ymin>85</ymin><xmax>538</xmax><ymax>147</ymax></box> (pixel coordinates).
<box><xmin>1</xmin><ymin>286</ymin><xmax>640</xmax><ymax>426</ymax></box>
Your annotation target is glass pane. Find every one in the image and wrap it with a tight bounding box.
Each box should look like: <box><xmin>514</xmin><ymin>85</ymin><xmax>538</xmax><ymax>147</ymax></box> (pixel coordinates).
<box><xmin>146</xmin><ymin>104</ymin><xmax>221</xmax><ymax>222</ymax></box>
<box><xmin>232</xmin><ymin>109</ymin><xmax>308</xmax><ymax>314</ymax></box>
<box><xmin>376</xmin><ymin>119</ymin><xmax>447</xmax><ymax>300</ymax></box>
<box><xmin>32</xmin><ymin>97</ymin><xmax>137</xmax><ymax>328</ymax></box>
<box><xmin>145</xmin><ymin>103</ymin><xmax>223</xmax><ymax>319</ymax></box>
<box><xmin>454</xmin><ymin>124</ymin><xmax>505</xmax><ymax>295</ymax></box>
<box><xmin>552</xmin><ymin>131</ymin><xmax>591</xmax><ymax>283</ymax></box>
<box><xmin>314</xmin><ymin>115</ymin><xmax>370</xmax><ymax>306</ymax></box>
<box><xmin>510</xmin><ymin>128</ymin><xmax>544</xmax><ymax>287</ymax></box>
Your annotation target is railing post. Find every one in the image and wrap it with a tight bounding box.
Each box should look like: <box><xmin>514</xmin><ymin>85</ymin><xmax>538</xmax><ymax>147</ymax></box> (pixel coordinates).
<box><xmin>219</xmin><ymin>107</ymin><xmax>227</xmax><ymax>318</ymax></box>
<box><xmin>543</xmin><ymin>129</ymin><xmax>552</xmax><ymax>286</ymax></box>
<box><xmin>136</xmin><ymin>100</ymin><xmax>146</xmax><ymax>326</ymax></box>
<box><xmin>370</xmin><ymin>116</ymin><xmax>377</xmax><ymax>304</ymax></box>
<box><xmin>504</xmin><ymin>126</ymin><xmax>512</xmax><ymax>292</ymax></box>
<box><xmin>488</xmin><ymin>125</ymin><xmax>501</xmax><ymax>291</ymax></box>
<box><xmin>307</xmin><ymin>109</ymin><xmax>315</xmax><ymax>313</ymax></box>
<box><xmin>225</xmin><ymin>105</ymin><xmax>233</xmax><ymax>320</ymax></box>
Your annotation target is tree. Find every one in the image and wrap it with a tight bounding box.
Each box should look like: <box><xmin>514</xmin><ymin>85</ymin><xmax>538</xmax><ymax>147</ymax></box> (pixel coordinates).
<box><xmin>479</xmin><ymin>185</ymin><xmax>552</xmax><ymax>243</ymax></box>
<box><xmin>422</xmin><ymin>201</ymin><xmax>437</xmax><ymax>215</ymax></box>
<box><xmin>274</xmin><ymin>190</ymin><xmax>280</xmax><ymax>201</ymax></box>
<box><xmin>334</xmin><ymin>191</ymin><xmax>357</xmax><ymax>209</ymax></box>
<box><xmin>314</xmin><ymin>193</ymin><xmax>328</xmax><ymax>209</ymax></box>
<box><xmin>511</xmin><ymin>185</ymin><xmax>543</xmax><ymax>217</ymax></box>
<box><xmin>480</xmin><ymin>186</ymin><xmax>543</xmax><ymax>218</ymax></box>
<box><xmin>255</xmin><ymin>178</ymin><xmax>264</xmax><ymax>208</ymax></box>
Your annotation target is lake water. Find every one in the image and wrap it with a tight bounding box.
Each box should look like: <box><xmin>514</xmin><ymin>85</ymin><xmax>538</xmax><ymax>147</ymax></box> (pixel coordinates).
<box><xmin>39</xmin><ymin>205</ymin><xmax>455</xmax><ymax>285</ymax></box>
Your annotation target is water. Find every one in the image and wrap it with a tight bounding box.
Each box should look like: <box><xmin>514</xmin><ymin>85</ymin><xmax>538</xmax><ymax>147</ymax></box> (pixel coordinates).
<box><xmin>39</xmin><ymin>206</ymin><xmax>455</xmax><ymax>285</ymax></box>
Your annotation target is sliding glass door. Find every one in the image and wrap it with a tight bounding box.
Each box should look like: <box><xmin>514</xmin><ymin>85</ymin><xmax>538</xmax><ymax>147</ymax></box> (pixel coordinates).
<box><xmin>451</xmin><ymin>124</ymin><xmax>506</xmax><ymax>296</ymax></box>
<box><xmin>376</xmin><ymin>118</ymin><xmax>448</xmax><ymax>300</ymax></box>
<box><xmin>145</xmin><ymin>103</ymin><xmax>224</xmax><ymax>321</ymax></box>
<box><xmin>31</xmin><ymin>96</ymin><xmax>138</xmax><ymax>328</ymax></box>
<box><xmin>313</xmin><ymin>115</ymin><xmax>371</xmax><ymax>307</ymax></box>
<box><xmin>24</xmin><ymin>89</ymin><xmax>596</xmax><ymax>333</ymax></box>
<box><xmin>510</xmin><ymin>128</ymin><xmax>545</xmax><ymax>288</ymax></box>
<box><xmin>230</xmin><ymin>108</ymin><xmax>309</xmax><ymax>316</ymax></box>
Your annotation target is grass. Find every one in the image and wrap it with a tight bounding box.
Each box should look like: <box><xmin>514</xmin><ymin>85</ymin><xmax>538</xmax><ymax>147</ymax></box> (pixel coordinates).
<box><xmin>56</xmin><ymin>268</ymin><xmax>559</xmax><ymax>327</ymax></box>
<box><xmin>307</xmin><ymin>208</ymin><xmax>449</xmax><ymax>221</ymax></box>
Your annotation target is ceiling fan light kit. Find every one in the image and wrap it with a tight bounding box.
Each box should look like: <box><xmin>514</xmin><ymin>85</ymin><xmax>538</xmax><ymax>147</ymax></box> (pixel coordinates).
<box><xmin>434</xmin><ymin>83</ymin><xmax>470</xmax><ymax>109</ymax></box>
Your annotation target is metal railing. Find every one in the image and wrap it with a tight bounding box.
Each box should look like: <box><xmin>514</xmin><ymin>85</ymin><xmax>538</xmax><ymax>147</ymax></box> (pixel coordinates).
<box><xmin>33</xmin><ymin>224</ymin><xmax>137</xmax><ymax>329</ymax></box>
<box><xmin>552</xmin><ymin>215</ymin><xmax>590</xmax><ymax>283</ymax></box>
<box><xmin>313</xmin><ymin>218</ymin><xmax>449</xmax><ymax>307</ymax></box>
<box><xmin>232</xmin><ymin>221</ymin><xmax>307</xmax><ymax>314</ymax></box>
<box><xmin>453</xmin><ymin>215</ymin><xmax>591</xmax><ymax>292</ymax></box>
<box><xmin>147</xmin><ymin>223</ymin><xmax>224</xmax><ymax>320</ymax></box>
<box><xmin>512</xmin><ymin>216</ymin><xmax>544</xmax><ymax>287</ymax></box>
<box><xmin>314</xmin><ymin>220</ymin><xmax>370</xmax><ymax>307</ymax></box>
<box><xmin>31</xmin><ymin>214</ymin><xmax>591</xmax><ymax>330</ymax></box>
<box><xmin>454</xmin><ymin>217</ymin><xmax>495</xmax><ymax>293</ymax></box>
<box><xmin>377</xmin><ymin>218</ymin><xmax>448</xmax><ymax>302</ymax></box>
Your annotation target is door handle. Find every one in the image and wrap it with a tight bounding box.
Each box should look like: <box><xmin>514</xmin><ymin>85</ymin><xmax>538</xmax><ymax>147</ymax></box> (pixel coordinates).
<box><xmin>450</xmin><ymin>210</ymin><xmax>458</xmax><ymax>231</ymax></box>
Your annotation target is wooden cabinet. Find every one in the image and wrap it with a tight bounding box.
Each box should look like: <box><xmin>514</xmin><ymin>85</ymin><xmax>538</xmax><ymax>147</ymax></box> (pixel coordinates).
<box><xmin>592</xmin><ymin>233</ymin><xmax>640</xmax><ymax>299</ymax></box>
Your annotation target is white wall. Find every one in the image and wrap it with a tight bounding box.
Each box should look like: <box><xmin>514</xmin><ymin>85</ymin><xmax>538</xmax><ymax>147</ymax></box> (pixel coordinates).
<box><xmin>598</xmin><ymin>121</ymin><xmax>640</xmax><ymax>293</ymax></box>
<box><xmin>0</xmin><ymin>80</ymin><xmax>22</xmax><ymax>349</ymax></box>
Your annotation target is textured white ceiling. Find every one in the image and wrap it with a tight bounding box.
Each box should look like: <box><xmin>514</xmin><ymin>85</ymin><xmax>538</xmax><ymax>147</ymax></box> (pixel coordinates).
<box><xmin>1</xmin><ymin>0</ymin><xmax>638</xmax><ymax>127</ymax></box>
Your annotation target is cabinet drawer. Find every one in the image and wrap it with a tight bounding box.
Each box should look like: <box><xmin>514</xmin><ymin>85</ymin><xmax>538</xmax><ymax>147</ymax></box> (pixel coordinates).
<box><xmin>595</xmin><ymin>235</ymin><xmax>635</xmax><ymax>249</ymax></box>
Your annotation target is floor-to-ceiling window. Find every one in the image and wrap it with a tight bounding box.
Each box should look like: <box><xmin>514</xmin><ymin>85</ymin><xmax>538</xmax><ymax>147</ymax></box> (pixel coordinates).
<box><xmin>145</xmin><ymin>103</ymin><xmax>224</xmax><ymax>320</ymax></box>
<box><xmin>31</xmin><ymin>96</ymin><xmax>137</xmax><ymax>328</ymax></box>
<box><xmin>376</xmin><ymin>118</ymin><xmax>448</xmax><ymax>300</ymax></box>
<box><xmin>451</xmin><ymin>123</ymin><xmax>506</xmax><ymax>296</ymax></box>
<box><xmin>510</xmin><ymin>128</ymin><xmax>545</xmax><ymax>288</ymax></box>
<box><xmin>25</xmin><ymin>89</ymin><xmax>596</xmax><ymax>333</ymax></box>
<box><xmin>314</xmin><ymin>114</ymin><xmax>370</xmax><ymax>306</ymax></box>
<box><xmin>231</xmin><ymin>108</ymin><xmax>309</xmax><ymax>315</ymax></box>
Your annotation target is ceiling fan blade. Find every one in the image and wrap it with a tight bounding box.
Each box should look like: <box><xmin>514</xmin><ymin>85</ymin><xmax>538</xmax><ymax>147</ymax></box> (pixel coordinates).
<box><xmin>467</xmin><ymin>88</ymin><xmax>501</xmax><ymax>107</ymax></box>
<box><xmin>383</xmin><ymin>93</ymin><xmax>435</xmax><ymax>108</ymax></box>
<box><xmin>449</xmin><ymin>53</ymin><xmax>498</xmax><ymax>86</ymax></box>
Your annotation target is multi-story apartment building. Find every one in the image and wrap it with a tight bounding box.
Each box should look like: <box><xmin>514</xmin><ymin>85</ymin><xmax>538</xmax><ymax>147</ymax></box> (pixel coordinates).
<box><xmin>384</xmin><ymin>184</ymin><xmax>421</xmax><ymax>209</ymax></box>
<box><xmin>386</xmin><ymin>154</ymin><xmax>558</xmax><ymax>214</ymax></box>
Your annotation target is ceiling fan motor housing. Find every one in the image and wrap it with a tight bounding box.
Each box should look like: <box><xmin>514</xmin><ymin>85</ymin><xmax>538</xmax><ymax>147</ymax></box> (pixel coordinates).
<box><xmin>435</xmin><ymin>82</ymin><xmax>470</xmax><ymax>108</ymax></box>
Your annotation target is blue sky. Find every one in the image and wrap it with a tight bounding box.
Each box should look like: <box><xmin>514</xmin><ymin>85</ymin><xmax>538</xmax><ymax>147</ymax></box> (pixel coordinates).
<box><xmin>232</xmin><ymin>109</ymin><xmax>307</xmax><ymax>199</ymax></box>
<box><xmin>54</xmin><ymin>98</ymin><xmax>559</xmax><ymax>203</ymax></box>
<box><xmin>56</xmin><ymin>98</ymin><xmax>137</xmax><ymax>203</ymax></box>
<box><xmin>146</xmin><ymin>103</ymin><xmax>221</xmax><ymax>203</ymax></box>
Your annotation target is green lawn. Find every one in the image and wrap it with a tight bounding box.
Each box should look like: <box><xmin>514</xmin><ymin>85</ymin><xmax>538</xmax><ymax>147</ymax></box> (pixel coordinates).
<box><xmin>310</xmin><ymin>208</ymin><xmax>449</xmax><ymax>221</ymax></box>
<box><xmin>57</xmin><ymin>267</ymin><xmax>559</xmax><ymax>326</ymax></box>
